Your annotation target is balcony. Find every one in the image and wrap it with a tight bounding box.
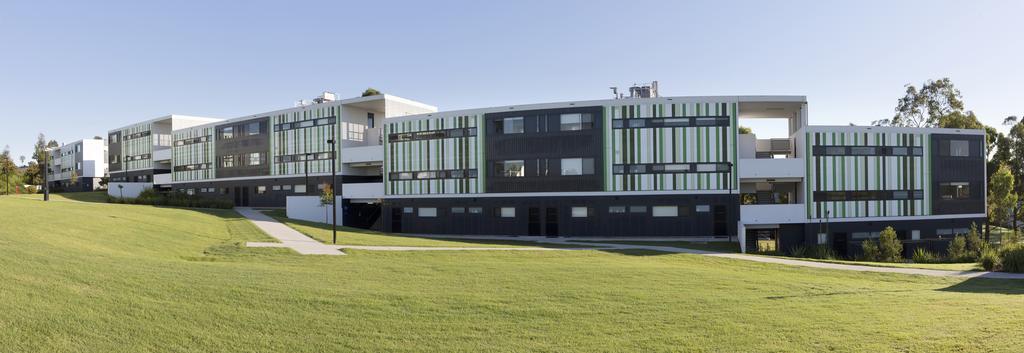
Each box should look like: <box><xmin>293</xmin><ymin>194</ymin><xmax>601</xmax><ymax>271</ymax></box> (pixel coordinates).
<box><xmin>740</xmin><ymin>204</ymin><xmax>807</xmax><ymax>224</ymax></box>
<box><xmin>153</xmin><ymin>173</ymin><xmax>172</xmax><ymax>186</ymax></box>
<box><xmin>341</xmin><ymin>182</ymin><xmax>384</xmax><ymax>200</ymax></box>
<box><xmin>342</xmin><ymin>145</ymin><xmax>384</xmax><ymax>165</ymax></box>
<box><xmin>152</xmin><ymin>148</ymin><xmax>172</xmax><ymax>162</ymax></box>
<box><xmin>738</xmin><ymin>158</ymin><xmax>804</xmax><ymax>179</ymax></box>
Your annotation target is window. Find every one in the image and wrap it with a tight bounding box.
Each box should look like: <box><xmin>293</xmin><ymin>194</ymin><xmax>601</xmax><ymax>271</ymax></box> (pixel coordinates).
<box><xmin>608</xmin><ymin>206</ymin><xmax>626</xmax><ymax>214</ymax></box>
<box><xmin>498</xmin><ymin>117</ymin><xmax>524</xmax><ymax>134</ymax></box>
<box><xmin>652</xmin><ymin>206</ymin><xmax>678</xmax><ymax>217</ymax></box>
<box><xmin>849</xmin><ymin>147</ymin><xmax>876</xmax><ymax>155</ymax></box>
<box><xmin>664</xmin><ymin>164</ymin><xmax>690</xmax><ymax>172</ymax></box>
<box><xmin>571</xmin><ymin>207</ymin><xmax>589</xmax><ymax>218</ymax></box>
<box><xmin>418</xmin><ymin>208</ymin><xmax>437</xmax><ymax>217</ymax></box>
<box><xmin>247</xmin><ymin>122</ymin><xmax>261</xmax><ymax>136</ymax></box>
<box><xmin>559</xmin><ymin>113</ymin><xmax>593</xmax><ymax>131</ymax></box>
<box><xmin>110</xmin><ymin>135</ymin><xmax>118</xmax><ymax>143</ymax></box>
<box><xmin>817</xmin><ymin>233</ymin><xmax>827</xmax><ymax>245</ymax></box>
<box><xmin>696</xmin><ymin>164</ymin><xmax>717</xmax><ymax>172</ymax></box>
<box><xmin>283</xmin><ymin>185</ymin><xmax>292</xmax><ymax>190</ymax></box>
<box><xmin>629</xmin><ymin>206</ymin><xmax>647</xmax><ymax>213</ymax></box>
<box><xmin>851</xmin><ymin>232</ymin><xmax>880</xmax><ymax>240</ymax></box>
<box><xmin>499</xmin><ymin>207</ymin><xmax>516</xmax><ymax>218</ymax></box>
<box><xmin>221</xmin><ymin>155</ymin><xmax>235</xmax><ymax>168</ymax></box>
<box><xmin>496</xmin><ymin>160</ymin><xmax>525</xmax><ymax>177</ymax></box>
<box><xmin>294</xmin><ymin>185</ymin><xmax>306</xmax><ymax>193</ymax></box>
<box><xmin>416</xmin><ymin>171</ymin><xmax>437</xmax><ymax>179</ymax></box>
<box><xmin>249</xmin><ymin>153</ymin><xmax>262</xmax><ymax>166</ymax></box>
<box><xmin>892</xmin><ymin>191</ymin><xmax>909</xmax><ymax>199</ymax></box>
<box><xmin>949</xmin><ymin>140</ymin><xmax>969</xmax><ymax>157</ymax></box>
<box><xmin>629</xmin><ymin>165</ymin><xmax>646</xmax><ymax>173</ymax></box>
<box><xmin>186</xmin><ymin>189</ymin><xmax>195</xmax><ymax>196</ymax></box>
<box><xmin>468</xmin><ymin>207</ymin><xmax>483</xmax><ymax>214</ymax></box>
<box><xmin>272</xmin><ymin>185</ymin><xmax>281</xmax><ymax>191</ymax></box>
<box><xmin>256</xmin><ymin>186</ymin><xmax>266</xmax><ymax>194</ymax></box>
<box><xmin>221</xmin><ymin>127</ymin><xmax>234</xmax><ymax>139</ymax></box>
<box><xmin>825</xmin><ymin>146</ymin><xmax>845</xmax><ymax>155</ymax></box>
<box><xmin>940</xmin><ymin>182</ymin><xmax>970</xmax><ymax>199</ymax></box>
<box><xmin>560</xmin><ymin>158</ymin><xmax>595</xmax><ymax>176</ymax></box>
<box><xmin>696</xmin><ymin>205</ymin><xmax>710</xmax><ymax>212</ymax></box>
<box><xmin>451</xmin><ymin>207</ymin><xmax>466</xmax><ymax>214</ymax></box>
<box><xmin>367</xmin><ymin>113</ymin><xmax>375</xmax><ymax>128</ymax></box>
<box><xmin>911</xmin><ymin>230</ymin><xmax>921</xmax><ymax>240</ymax></box>
<box><xmin>891</xmin><ymin>147</ymin><xmax>908</xmax><ymax>156</ymax></box>
<box><xmin>402</xmin><ymin>207</ymin><xmax>414</xmax><ymax>214</ymax></box>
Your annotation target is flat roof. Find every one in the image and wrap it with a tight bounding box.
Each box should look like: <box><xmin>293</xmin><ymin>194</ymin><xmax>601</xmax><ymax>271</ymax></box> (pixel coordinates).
<box><xmin>385</xmin><ymin>95</ymin><xmax>807</xmax><ymax>123</ymax></box>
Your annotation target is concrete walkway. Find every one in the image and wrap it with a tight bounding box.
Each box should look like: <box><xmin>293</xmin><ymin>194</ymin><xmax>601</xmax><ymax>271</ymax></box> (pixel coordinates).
<box><xmin>543</xmin><ymin>239</ymin><xmax>1024</xmax><ymax>280</ymax></box>
<box><xmin>325</xmin><ymin>245</ymin><xmax>593</xmax><ymax>251</ymax></box>
<box><xmin>236</xmin><ymin>207</ymin><xmax>344</xmax><ymax>255</ymax></box>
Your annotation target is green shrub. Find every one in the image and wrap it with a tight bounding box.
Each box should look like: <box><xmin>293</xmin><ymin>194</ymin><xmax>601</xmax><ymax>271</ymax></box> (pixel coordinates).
<box><xmin>860</xmin><ymin>240</ymin><xmax>880</xmax><ymax>261</ymax></box>
<box><xmin>787</xmin><ymin>245</ymin><xmax>806</xmax><ymax>258</ymax></box>
<box><xmin>878</xmin><ymin>226</ymin><xmax>903</xmax><ymax>263</ymax></box>
<box><xmin>27</xmin><ymin>185</ymin><xmax>37</xmax><ymax>194</ymax></box>
<box><xmin>964</xmin><ymin>223</ymin><xmax>987</xmax><ymax>261</ymax></box>
<box><xmin>979</xmin><ymin>249</ymin><xmax>1002</xmax><ymax>271</ymax></box>
<box><xmin>806</xmin><ymin>245</ymin><xmax>837</xmax><ymax>260</ymax></box>
<box><xmin>947</xmin><ymin>235</ymin><xmax>968</xmax><ymax>262</ymax></box>
<box><xmin>912</xmin><ymin>248</ymin><xmax>939</xmax><ymax>264</ymax></box>
<box><xmin>106</xmin><ymin>190</ymin><xmax>233</xmax><ymax>209</ymax></box>
<box><xmin>1001</xmin><ymin>246</ymin><xmax>1024</xmax><ymax>273</ymax></box>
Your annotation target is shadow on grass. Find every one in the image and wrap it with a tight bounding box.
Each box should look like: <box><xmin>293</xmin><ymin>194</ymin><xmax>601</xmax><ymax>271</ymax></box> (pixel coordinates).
<box><xmin>50</xmin><ymin>191</ymin><xmax>110</xmax><ymax>203</ymax></box>
<box><xmin>939</xmin><ymin>277</ymin><xmax>1024</xmax><ymax>295</ymax></box>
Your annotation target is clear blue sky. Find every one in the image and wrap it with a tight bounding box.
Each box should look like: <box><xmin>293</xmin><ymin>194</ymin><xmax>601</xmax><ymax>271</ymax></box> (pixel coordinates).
<box><xmin>2</xmin><ymin>0</ymin><xmax>1021</xmax><ymax>162</ymax></box>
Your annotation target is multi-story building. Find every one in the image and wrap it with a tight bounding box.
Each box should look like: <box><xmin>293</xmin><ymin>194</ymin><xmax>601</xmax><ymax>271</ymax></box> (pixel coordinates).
<box><xmin>164</xmin><ymin>93</ymin><xmax>435</xmax><ymax>220</ymax></box>
<box><xmin>380</xmin><ymin>95</ymin><xmax>986</xmax><ymax>256</ymax></box>
<box><xmin>107</xmin><ymin>115</ymin><xmax>223</xmax><ymax>197</ymax></box>
<box><xmin>46</xmin><ymin>138</ymin><xmax>108</xmax><ymax>192</ymax></box>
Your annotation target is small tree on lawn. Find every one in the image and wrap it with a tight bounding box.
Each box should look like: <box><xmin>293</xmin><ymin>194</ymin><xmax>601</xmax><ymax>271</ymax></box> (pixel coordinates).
<box><xmin>988</xmin><ymin>164</ymin><xmax>1016</xmax><ymax>242</ymax></box>
<box><xmin>878</xmin><ymin>226</ymin><xmax>904</xmax><ymax>263</ymax></box>
<box><xmin>965</xmin><ymin>223</ymin><xmax>987</xmax><ymax>260</ymax></box>
<box><xmin>948</xmin><ymin>235</ymin><xmax>968</xmax><ymax>261</ymax></box>
<box><xmin>860</xmin><ymin>239</ymin><xmax>880</xmax><ymax>261</ymax></box>
<box><xmin>320</xmin><ymin>183</ymin><xmax>334</xmax><ymax>222</ymax></box>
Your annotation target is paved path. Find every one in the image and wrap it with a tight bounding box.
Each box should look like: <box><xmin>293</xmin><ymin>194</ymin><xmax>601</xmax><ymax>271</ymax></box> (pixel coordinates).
<box><xmin>326</xmin><ymin>245</ymin><xmax>592</xmax><ymax>251</ymax></box>
<box><xmin>543</xmin><ymin>239</ymin><xmax>1024</xmax><ymax>280</ymax></box>
<box><xmin>236</xmin><ymin>208</ymin><xmax>344</xmax><ymax>255</ymax></box>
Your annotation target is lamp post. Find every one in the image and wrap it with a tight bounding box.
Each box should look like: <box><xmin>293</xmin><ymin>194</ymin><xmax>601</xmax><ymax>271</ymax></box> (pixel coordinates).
<box><xmin>42</xmin><ymin>149</ymin><xmax>49</xmax><ymax>202</ymax></box>
<box><xmin>118</xmin><ymin>184</ymin><xmax>124</xmax><ymax>200</ymax></box>
<box><xmin>327</xmin><ymin>133</ymin><xmax>338</xmax><ymax>245</ymax></box>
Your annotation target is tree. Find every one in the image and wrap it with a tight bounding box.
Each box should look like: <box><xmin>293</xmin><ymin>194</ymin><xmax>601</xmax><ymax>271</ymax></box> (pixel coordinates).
<box><xmin>738</xmin><ymin>126</ymin><xmax>753</xmax><ymax>134</ymax></box>
<box><xmin>1002</xmin><ymin>116</ymin><xmax>1024</xmax><ymax>236</ymax></box>
<box><xmin>878</xmin><ymin>226</ymin><xmax>904</xmax><ymax>263</ymax></box>
<box><xmin>874</xmin><ymin>78</ymin><xmax>966</xmax><ymax>127</ymax></box>
<box><xmin>22</xmin><ymin>161</ymin><xmax>41</xmax><ymax>185</ymax></box>
<box><xmin>0</xmin><ymin>146</ymin><xmax>17</xmax><ymax>195</ymax></box>
<box><xmin>19</xmin><ymin>155</ymin><xmax>25</xmax><ymax>166</ymax></box>
<box><xmin>70</xmin><ymin>170</ymin><xmax>79</xmax><ymax>190</ymax></box>
<box><xmin>361</xmin><ymin>88</ymin><xmax>382</xmax><ymax>97</ymax></box>
<box><xmin>989</xmin><ymin>164</ymin><xmax>1018</xmax><ymax>240</ymax></box>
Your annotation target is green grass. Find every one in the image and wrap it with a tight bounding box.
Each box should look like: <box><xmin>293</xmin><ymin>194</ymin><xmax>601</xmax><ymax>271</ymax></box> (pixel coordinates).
<box><xmin>1</xmin><ymin>196</ymin><xmax>1023</xmax><ymax>352</ymax></box>
<box><xmin>263</xmin><ymin>209</ymin><xmax>590</xmax><ymax>248</ymax></box>
<box><xmin>577</xmin><ymin>240</ymin><xmax>741</xmax><ymax>253</ymax></box>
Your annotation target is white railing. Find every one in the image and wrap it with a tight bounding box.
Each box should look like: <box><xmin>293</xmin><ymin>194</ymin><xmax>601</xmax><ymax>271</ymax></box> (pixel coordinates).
<box><xmin>740</xmin><ymin>204</ymin><xmax>807</xmax><ymax>224</ymax></box>
<box><xmin>739</xmin><ymin>158</ymin><xmax>805</xmax><ymax>179</ymax></box>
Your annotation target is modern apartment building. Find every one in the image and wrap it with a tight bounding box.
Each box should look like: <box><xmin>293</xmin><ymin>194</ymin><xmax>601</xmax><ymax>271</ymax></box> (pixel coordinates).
<box><xmin>46</xmin><ymin>138</ymin><xmax>108</xmax><ymax>192</ymax></box>
<box><xmin>379</xmin><ymin>95</ymin><xmax>987</xmax><ymax>256</ymax></box>
<box><xmin>107</xmin><ymin>115</ymin><xmax>224</xmax><ymax>196</ymax></box>
<box><xmin>163</xmin><ymin>93</ymin><xmax>435</xmax><ymax>224</ymax></box>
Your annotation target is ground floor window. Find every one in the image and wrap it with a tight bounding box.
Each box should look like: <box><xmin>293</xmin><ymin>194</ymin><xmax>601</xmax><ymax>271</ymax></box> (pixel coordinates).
<box><xmin>651</xmin><ymin>206</ymin><xmax>678</xmax><ymax>217</ymax></box>
<box><xmin>418</xmin><ymin>208</ymin><xmax>437</xmax><ymax>217</ymax></box>
<box><xmin>294</xmin><ymin>185</ymin><xmax>306</xmax><ymax>193</ymax></box>
<box><xmin>499</xmin><ymin>207</ymin><xmax>516</xmax><ymax>218</ymax></box>
<box><xmin>571</xmin><ymin>207</ymin><xmax>589</xmax><ymax>218</ymax></box>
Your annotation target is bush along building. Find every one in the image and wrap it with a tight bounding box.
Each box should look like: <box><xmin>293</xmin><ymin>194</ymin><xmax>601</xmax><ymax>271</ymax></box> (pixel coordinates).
<box><xmin>46</xmin><ymin>138</ymin><xmax>108</xmax><ymax>192</ymax></box>
<box><xmin>380</xmin><ymin>94</ymin><xmax>986</xmax><ymax>257</ymax></box>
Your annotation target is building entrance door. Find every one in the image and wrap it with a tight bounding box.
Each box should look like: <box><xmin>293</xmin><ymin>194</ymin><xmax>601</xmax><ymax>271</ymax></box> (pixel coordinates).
<box><xmin>391</xmin><ymin>208</ymin><xmax>402</xmax><ymax>233</ymax></box>
<box><xmin>528</xmin><ymin>207</ymin><xmax>541</xmax><ymax>236</ymax></box>
<box><xmin>544</xmin><ymin>207</ymin><xmax>559</xmax><ymax>237</ymax></box>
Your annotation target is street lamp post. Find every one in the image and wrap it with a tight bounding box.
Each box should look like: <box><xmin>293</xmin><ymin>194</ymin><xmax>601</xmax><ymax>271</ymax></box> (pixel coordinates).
<box><xmin>327</xmin><ymin>133</ymin><xmax>338</xmax><ymax>245</ymax></box>
<box><xmin>42</xmin><ymin>149</ymin><xmax>49</xmax><ymax>202</ymax></box>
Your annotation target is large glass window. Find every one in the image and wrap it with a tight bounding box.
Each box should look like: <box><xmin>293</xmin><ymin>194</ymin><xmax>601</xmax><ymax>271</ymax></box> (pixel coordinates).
<box><xmin>221</xmin><ymin>155</ymin><xmax>235</xmax><ymax>168</ymax></box>
<box><xmin>496</xmin><ymin>160</ymin><xmax>525</xmax><ymax>177</ymax></box>
<box><xmin>221</xmin><ymin>127</ymin><xmax>234</xmax><ymax>139</ymax></box>
<box><xmin>247</xmin><ymin>122</ymin><xmax>261</xmax><ymax>136</ymax></box>
<box><xmin>940</xmin><ymin>182</ymin><xmax>970</xmax><ymax>199</ymax></box>
<box><xmin>418</xmin><ymin>208</ymin><xmax>438</xmax><ymax>217</ymax></box>
<box><xmin>949</xmin><ymin>140</ymin><xmax>970</xmax><ymax>157</ymax></box>
<box><xmin>249</xmin><ymin>153</ymin><xmax>262</xmax><ymax>166</ymax></box>
<box><xmin>559</xmin><ymin>113</ymin><xmax>594</xmax><ymax>131</ymax></box>
<box><xmin>560</xmin><ymin>158</ymin><xmax>595</xmax><ymax>176</ymax></box>
<box><xmin>652</xmin><ymin>206</ymin><xmax>679</xmax><ymax>217</ymax></box>
<box><xmin>499</xmin><ymin>207</ymin><xmax>516</xmax><ymax>218</ymax></box>
<box><xmin>571</xmin><ymin>207</ymin><xmax>589</xmax><ymax>218</ymax></box>
<box><xmin>498</xmin><ymin>117</ymin><xmax>524</xmax><ymax>134</ymax></box>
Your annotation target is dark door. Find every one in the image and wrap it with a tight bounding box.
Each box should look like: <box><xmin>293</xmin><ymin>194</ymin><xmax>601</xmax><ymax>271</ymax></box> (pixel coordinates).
<box><xmin>391</xmin><ymin>208</ymin><xmax>402</xmax><ymax>233</ymax></box>
<box><xmin>241</xmin><ymin>186</ymin><xmax>250</xmax><ymax>207</ymax></box>
<box><xmin>528</xmin><ymin>207</ymin><xmax>541</xmax><ymax>236</ymax></box>
<box><xmin>233</xmin><ymin>187</ymin><xmax>241</xmax><ymax>206</ymax></box>
<box><xmin>833</xmin><ymin>232</ymin><xmax>848</xmax><ymax>258</ymax></box>
<box><xmin>713</xmin><ymin>205</ymin><xmax>727</xmax><ymax>236</ymax></box>
<box><xmin>544</xmin><ymin>207</ymin><xmax>559</xmax><ymax>237</ymax></box>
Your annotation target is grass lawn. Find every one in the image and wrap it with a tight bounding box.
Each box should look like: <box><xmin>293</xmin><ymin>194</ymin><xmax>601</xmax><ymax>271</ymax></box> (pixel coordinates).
<box><xmin>761</xmin><ymin>256</ymin><xmax>984</xmax><ymax>272</ymax></box>
<box><xmin>263</xmin><ymin>209</ymin><xmax>591</xmax><ymax>248</ymax></box>
<box><xmin>1</xmin><ymin>196</ymin><xmax>1023</xmax><ymax>352</ymax></box>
